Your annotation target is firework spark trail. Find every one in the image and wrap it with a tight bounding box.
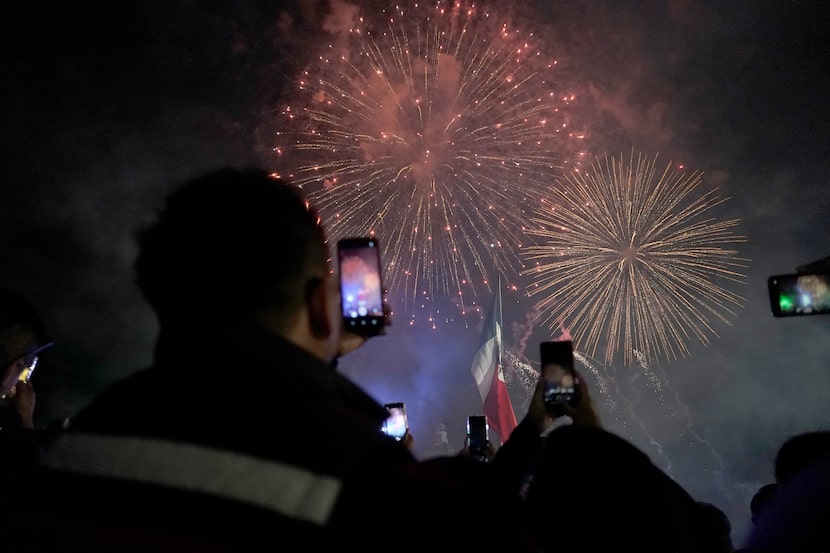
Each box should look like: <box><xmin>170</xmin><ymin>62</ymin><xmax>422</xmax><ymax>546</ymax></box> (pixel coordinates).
<box><xmin>573</xmin><ymin>349</ymin><xmax>610</xmax><ymax>401</ymax></box>
<box><xmin>634</xmin><ymin>349</ymin><xmax>663</xmax><ymax>395</ymax></box>
<box><xmin>642</xmin><ymin>357</ymin><xmax>730</xmax><ymax>499</ymax></box>
<box><xmin>582</xmin><ymin>351</ymin><xmax>676</xmax><ymax>476</ymax></box>
<box><xmin>516</xmin><ymin>312</ymin><xmax>535</xmax><ymax>355</ymax></box>
<box><xmin>503</xmin><ymin>350</ymin><xmax>537</xmax><ymax>414</ymax></box>
<box><xmin>504</xmin><ymin>351</ymin><xmax>537</xmax><ymax>390</ymax></box>
<box><xmin>522</xmin><ymin>150</ymin><xmax>749</xmax><ymax>366</ymax></box>
<box><xmin>275</xmin><ymin>1</ymin><xmax>585</xmax><ymax>326</ymax></box>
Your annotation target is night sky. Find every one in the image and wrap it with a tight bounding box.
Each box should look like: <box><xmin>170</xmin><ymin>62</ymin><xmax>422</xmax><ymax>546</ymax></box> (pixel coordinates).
<box><xmin>3</xmin><ymin>1</ymin><xmax>830</xmax><ymax>544</ymax></box>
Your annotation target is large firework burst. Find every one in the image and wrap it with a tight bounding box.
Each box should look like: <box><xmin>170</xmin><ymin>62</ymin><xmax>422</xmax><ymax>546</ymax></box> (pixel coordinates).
<box><xmin>274</xmin><ymin>1</ymin><xmax>584</xmax><ymax>326</ymax></box>
<box><xmin>522</xmin><ymin>151</ymin><xmax>749</xmax><ymax>366</ymax></box>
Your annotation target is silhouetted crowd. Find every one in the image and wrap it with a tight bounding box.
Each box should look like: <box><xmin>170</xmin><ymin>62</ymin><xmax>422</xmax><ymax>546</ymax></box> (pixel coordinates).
<box><xmin>2</xmin><ymin>167</ymin><xmax>828</xmax><ymax>552</ymax></box>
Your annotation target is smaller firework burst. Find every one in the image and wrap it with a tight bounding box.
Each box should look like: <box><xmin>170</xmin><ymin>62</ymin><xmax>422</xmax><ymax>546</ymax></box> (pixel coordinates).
<box><xmin>522</xmin><ymin>151</ymin><xmax>750</xmax><ymax>367</ymax></box>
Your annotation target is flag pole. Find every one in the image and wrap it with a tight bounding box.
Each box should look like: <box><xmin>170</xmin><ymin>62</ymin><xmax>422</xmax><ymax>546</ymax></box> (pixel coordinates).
<box><xmin>495</xmin><ymin>274</ymin><xmax>503</xmax><ymax>377</ymax></box>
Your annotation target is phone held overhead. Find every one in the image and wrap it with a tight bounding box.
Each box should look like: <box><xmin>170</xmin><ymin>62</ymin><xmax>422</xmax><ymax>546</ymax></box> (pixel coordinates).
<box><xmin>768</xmin><ymin>272</ymin><xmax>830</xmax><ymax>317</ymax></box>
<box><xmin>382</xmin><ymin>402</ymin><xmax>409</xmax><ymax>441</ymax></box>
<box><xmin>337</xmin><ymin>237</ymin><xmax>386</xmax><ymax>335</ymax></box>
<box><xmin>467</xmin><ymin>415</ymin><xmax>489</xmax><ymax>462</ymax></box>
<box><xmin>540</xmin><ymin>340</ymin><xmax>581</xmax><ymax>416</ymax></box>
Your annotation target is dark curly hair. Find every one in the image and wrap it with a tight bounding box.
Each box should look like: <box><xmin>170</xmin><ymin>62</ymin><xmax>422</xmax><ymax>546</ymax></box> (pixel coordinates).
<box><xmin>134</xmin><ymin>168</ymin><xmax>329</xmax><ymax>329</ymax></box>
<box><xmin>775</xmin><ymin>430</ymin><xmax>830</xmax><ymax>484</ymax></box>
<box><xmin>0</xmin><ymin>288</ymin><xmax>49</xmax><ymax>366</ymax></box>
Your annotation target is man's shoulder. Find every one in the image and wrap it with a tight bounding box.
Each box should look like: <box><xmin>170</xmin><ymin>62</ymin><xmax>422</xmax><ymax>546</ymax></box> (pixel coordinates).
<box><xmin>6</xmin><ymin>447</ymin><xmax>342</xmax><ymax>551</ymax></box>
<box><xmin>68</xmin><ymin>366</ymin><xmax>172</xmax><ymax>429</ymax></box>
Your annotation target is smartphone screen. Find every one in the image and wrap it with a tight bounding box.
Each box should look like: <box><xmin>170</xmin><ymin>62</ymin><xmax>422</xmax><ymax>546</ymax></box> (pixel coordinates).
<box><xmin>467</xmin><ymin>415</ymin><xmax>489</xmax><ymax>456</ymax></box>
<box><xmin>540</xmin><ymin>340</ymin><xmax>580</xmax><ymax>409</ymax></box>
<box><xmin>337</xmin><ymin>237</ymin><xmax>385</xmax><ymax>335</ymax></box>
<box><xmin>382</xmin><ymin>402</ymin><xmax>408</xmax><ymax>441</ymax></box>
<box><xmin>768</xmin><ymin>273</ymin><xmax>830</xmax><ymax>317</ymax></box>
<box><xmin>18</xmin><ymin>357</ymin><xmax>38</xmax><ymax>384</ymax></box>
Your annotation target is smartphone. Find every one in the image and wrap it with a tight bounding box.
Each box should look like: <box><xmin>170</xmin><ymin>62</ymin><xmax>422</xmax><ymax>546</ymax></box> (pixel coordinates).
<box><xmin>0</xmin><ymin>347</ymin><xmax>49</xmax><ymax>400</ymax></box>
<box><xmin>16</xmin><ymin>341</ymin><xmax>52</xmax><ymax>385</ymax></box>
<box><xmin>337</xmin><ymin>237</ymin><xmax>386</xmax><ymax>336</ymax></box>
<box><xmin>467</xmin><ymin>415</ymin><xmax>489</xmax><ymax>459</ymax></box>
<box><xmin>382</xmin><ymin>402</ymin><xmax>409</xmax><ymax>441</ymax></box>
<box><xmin>18</xmin><ymin>357</ymin><xmax>39</xmax><ymax>384</ymax></box>
<box><xmin>768</xmin><ymin>273</ymin><xmax>830</xmax><ymax>317</ymax></box>
<box><xmin>540</xmin><ymin>340</ymin><xmax>581</xmax><ymax>412</ymax></box>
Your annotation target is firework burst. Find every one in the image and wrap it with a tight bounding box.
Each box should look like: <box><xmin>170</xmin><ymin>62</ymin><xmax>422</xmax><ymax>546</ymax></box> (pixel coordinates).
<box><xmin>522</xmin><ymin>151</ymin><xmax>749</xmax><ymax>366</ymax></box>
<box><xmin>274</xmin><ymin>1</ymin><xmax>584</xmax><ymax>326</ymax></box>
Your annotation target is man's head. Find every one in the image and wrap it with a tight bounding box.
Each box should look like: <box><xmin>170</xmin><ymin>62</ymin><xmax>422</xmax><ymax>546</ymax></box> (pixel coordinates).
<box><xmin>0</xmin><ymin>288</ymin><xmax>51</xmax><ymax>396</ymax></box>
<box><xmin>134</xmin><ymin>168</ymin><xmax>340</xmax><ymax>360</ymax></box>
<box><xmin>750</xmin><ymin>483</ymin><xmax>778</xmax><ymax>524</ymax></box>
<box><xmin>774</xmin><ymin>430</ymin><xmax>830</xmax><ymax>484</ymax></box>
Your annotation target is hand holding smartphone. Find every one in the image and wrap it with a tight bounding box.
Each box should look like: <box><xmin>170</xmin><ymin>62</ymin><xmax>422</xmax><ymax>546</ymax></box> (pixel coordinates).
<box><xmin>540</xmin><ymin>340</ymin><xmax>581</xmax><ymax>415</ymax></box>
<box><xmin>337</xmin><ymin>237</ymin><xmax>386</xmax><ymax>336</ymax></box>
<box><xmin>466</xmin><ymin>415</ymin><xmax>489</xmax><ymax>460</ymax></box>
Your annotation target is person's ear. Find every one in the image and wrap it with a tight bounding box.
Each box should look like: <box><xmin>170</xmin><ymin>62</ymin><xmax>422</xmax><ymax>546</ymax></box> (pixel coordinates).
<box><xmin>305</xmin><ymin>276</ymin><xmax>336</xmax><ymax>338</ymax></box>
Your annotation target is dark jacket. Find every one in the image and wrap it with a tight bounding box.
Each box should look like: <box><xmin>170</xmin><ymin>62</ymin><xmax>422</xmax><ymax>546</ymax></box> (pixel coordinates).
<box><xmin>523</xmin><ymin>425</ymin><xmax>710</xmax><ymax>553</ymax></box>
<box><xmin>0</xmin><ymin>405</ymin><xmax>43</xmax><ymax>477</ymax></box>
<box><xmin>4</xmin><ymin>323</ymin><xmax>540</xmax><ymax>552</ymax></box>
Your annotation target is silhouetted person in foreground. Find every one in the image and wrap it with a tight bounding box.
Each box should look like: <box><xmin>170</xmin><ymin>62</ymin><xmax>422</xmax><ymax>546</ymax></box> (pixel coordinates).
<box><xmin>750</xmin><ymin>483</ymin><xmax>778</xmax><ymax>526</ymax></box>
<box><xmin>493</xmin><ymin>355</ymin><xmax>713</xmax><ymax>552</ymax></box>
<box><xmin>3</xmin><ymin>168</ymin><xmax>722</xmax><ymax>553</ymax></box>
<box><xmin>695</xmin><ymin>501</ymin><xmax>735</xmax><ymax>552</ymax></box>
<box><xmin>742</xmin><ymin>430</ymin><xmax>830</xmax><ymax>552</ymax></box>
<box><xmin>774</xmin><ymin>430</ymin><xmax>830</xmax><ymax>484</ymax></box>
<box><xmin>0</xmin><ymin>288</ymin><xmax>53</xmax><ymax>479</ymax></box>
<box><xmin>733</xmin><ymin>483</ymin><xmax>778</xmax><ymax>552</ymax></box>
<box><xmin>2</xmin><ymin>168</ymin><xmax>540</xmax><ymax>552</ymax></box>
